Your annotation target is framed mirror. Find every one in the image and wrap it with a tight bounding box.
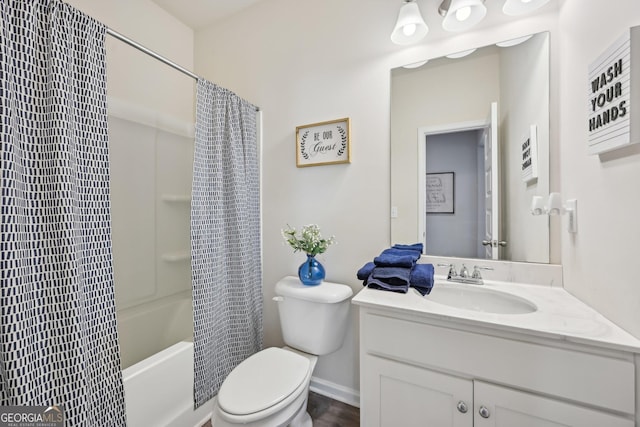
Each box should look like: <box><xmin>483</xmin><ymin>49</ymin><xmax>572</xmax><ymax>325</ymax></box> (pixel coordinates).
<box><xmin>390</xmin><ymin>32</ymin><xmax>550</xmax><ymax>263</ymax></box>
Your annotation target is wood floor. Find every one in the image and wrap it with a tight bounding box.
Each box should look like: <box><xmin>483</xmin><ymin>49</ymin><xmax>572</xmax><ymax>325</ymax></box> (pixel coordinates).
<box><xmin>307</xmin><ymin>391</ymin><xmax>360</xmax><ymax>427</ymax></box>
<box><xmin>202</xmin><ymin>391</ymin><xmax>360</xmax><ymax>426</ymax></box>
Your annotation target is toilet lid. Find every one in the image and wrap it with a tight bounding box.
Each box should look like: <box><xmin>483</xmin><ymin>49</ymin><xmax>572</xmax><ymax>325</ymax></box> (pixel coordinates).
<box><xmin>217</xmin><ymin>347</ymin><xmax>310</xmax><ymax>416</ymax></box>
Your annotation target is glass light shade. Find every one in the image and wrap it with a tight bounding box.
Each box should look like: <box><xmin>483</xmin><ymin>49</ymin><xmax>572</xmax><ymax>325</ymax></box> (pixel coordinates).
<box><xmin>391</xmin><ymin>2</ymin><xmax>429</xmax><ymax>45</ymax></box>
<box><xmin>502</xmin><ymin>0</ymin><xmax>550</xmax><ymax>16</ymax></box>
<box><xmin>496</xmin><ymin>34</ymin><xmax>533</xmax><ymax>47</ymax></box>
<box><xmin>442</xmin><ymin>0</ymin><xmax>487</xmax><ymax>32</ymax></box>
<box><xmin>445</xmin><ymin>48</ymin><xmax>476</xmax><ymax>59</ymax></box>
<box><xmin>402</xmin><ymin>59</ymin><xmax>429</xmax><ymax>69</ymax></box>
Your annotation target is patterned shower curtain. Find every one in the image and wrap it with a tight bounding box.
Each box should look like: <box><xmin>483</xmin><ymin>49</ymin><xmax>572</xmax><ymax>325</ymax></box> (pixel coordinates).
<box><xmin>0</xmin><ymin>1</ymin><xmax>126</xmax><ymax>425</ymax></box>
<box><xmin>191</xmin><ymin>79</ymin><xmax>262</xmax><ymax>407</ymax></box>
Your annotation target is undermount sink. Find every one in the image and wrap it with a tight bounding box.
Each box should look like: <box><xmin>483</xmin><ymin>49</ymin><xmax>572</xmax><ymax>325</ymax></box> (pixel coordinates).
<box><xmin>426</xmin><ymin>283</ymin><xmax>537</xmax><ymax>315</ymax></box>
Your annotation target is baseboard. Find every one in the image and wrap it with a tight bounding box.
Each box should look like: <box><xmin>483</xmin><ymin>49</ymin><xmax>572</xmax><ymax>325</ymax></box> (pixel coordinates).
<box><xmin>309</xmin><ymin>376</ymin><xmax>360</xmax><ymax>408</ymax></box>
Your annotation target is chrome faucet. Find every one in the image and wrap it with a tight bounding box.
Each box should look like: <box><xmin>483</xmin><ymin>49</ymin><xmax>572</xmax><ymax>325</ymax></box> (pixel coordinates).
<box><xmin>438</xmin><ymin>263</ymin><xmax>457</xmax><ymax>280</ymax></box>
<box><xmin>438</xmin><ymin>263</ymin><xmax>493</xmax><ymax>285</ymax></box>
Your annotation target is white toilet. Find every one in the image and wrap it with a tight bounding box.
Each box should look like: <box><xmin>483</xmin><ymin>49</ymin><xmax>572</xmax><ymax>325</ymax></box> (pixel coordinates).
<box><xmin>211</xmin><ymin>276</ymin><xmax>353</xmax><ymax>427</ymax></box>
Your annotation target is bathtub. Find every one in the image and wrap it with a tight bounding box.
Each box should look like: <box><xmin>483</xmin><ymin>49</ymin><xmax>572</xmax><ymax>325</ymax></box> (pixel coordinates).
<box><xmin>118</xmin><ymin>293</ymin><xmax>213</xmax><ymax>426</ymax></box>
<box><xmin>122</xmin><ymin>340</ymin><xmax>214</xmax><ymax>427</ymax></box>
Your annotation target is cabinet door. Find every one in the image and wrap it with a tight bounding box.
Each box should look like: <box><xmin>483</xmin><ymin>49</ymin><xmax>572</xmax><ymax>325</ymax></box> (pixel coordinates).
<box><xmin>362</xmin><ymin>355</ymin><xmax>473</xmax><ymax>427</ymax></box>
<box><xmin>473</xmin><ymin>381</ymin><xmax>634</xmax><ymax>427</ymax></box>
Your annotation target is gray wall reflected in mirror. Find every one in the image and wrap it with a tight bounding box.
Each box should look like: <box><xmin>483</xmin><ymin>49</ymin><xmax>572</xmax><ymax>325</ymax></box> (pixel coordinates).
<box><xmin>390</xmin><ymin>32</ymin><xmax>550</xmax><ymax>264</ymax></box>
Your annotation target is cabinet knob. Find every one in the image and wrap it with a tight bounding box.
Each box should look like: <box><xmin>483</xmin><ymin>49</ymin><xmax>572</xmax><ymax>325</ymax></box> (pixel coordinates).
<box><xmin>478</xmin><ymin>405</ymin><xmax>491</xmax><ymax>418</ymax></box>
<box><xmin>456</xmin><ymin>401</ymin><xmax>468</xmax><ymax>414</ymax></box>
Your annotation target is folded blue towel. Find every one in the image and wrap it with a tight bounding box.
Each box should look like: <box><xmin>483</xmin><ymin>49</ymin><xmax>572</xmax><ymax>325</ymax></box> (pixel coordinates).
<box><xmin>357</xmin><ymin>262</ymin><xmax>375</xmax><ymax>280</ymax></box>
<box><xmin>371</xmin><ymin>266</ymin><xmax>411</xmax><ymax>286</ymax></box>
<box><xmin>392</xmin><ymin>243</ymin><xmax>424</xmax><ymax>253</ymax></box>
<box><xmin>380</xmin><ymin>248</ymin><xmax>421</xmax><ymax>258</ymax></box>
<box><xmin>410</xmin><ymin>263</ymin><xmax>434</xmax><ymax>296</ymax></box>
<box><xmin>365</xmin><ymin>276</ymin><xmax>409</xmax><ymax>293</ymax></box>
<box><xmin>374</xmin><ymin>250</ymin><xmax>419</xmax><ymax>268</ymax></box>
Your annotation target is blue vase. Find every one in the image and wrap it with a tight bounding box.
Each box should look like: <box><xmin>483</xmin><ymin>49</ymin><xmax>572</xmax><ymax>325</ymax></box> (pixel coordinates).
<box><xmin>298</xmin><ymin>254</ymin><xmax>325</xmax><ymax>286</ymax></box>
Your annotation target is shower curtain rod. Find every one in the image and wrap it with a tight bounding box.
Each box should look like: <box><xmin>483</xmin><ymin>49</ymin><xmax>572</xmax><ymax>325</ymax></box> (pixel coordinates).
<box><xmin>106</xmin><ymin>28</ymin><xmax>199</xmax><ymax>80</ymax></box>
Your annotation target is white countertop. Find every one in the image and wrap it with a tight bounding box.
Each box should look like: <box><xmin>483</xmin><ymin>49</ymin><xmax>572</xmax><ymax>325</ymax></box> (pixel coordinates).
<box><xmin>352</xmin><ymin>277</ymin><xmax>640</xmax><ymax>354</ymax></box>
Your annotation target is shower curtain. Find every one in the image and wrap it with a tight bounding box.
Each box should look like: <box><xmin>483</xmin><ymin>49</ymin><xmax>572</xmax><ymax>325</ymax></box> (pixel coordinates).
<box><xmin>0</xmin><ymin>1</ymin><xmax>126</xmax><ymax>425</ymax></box>
<box><xmin>191</xmin><ymin>79</ymin><xmax>262</xmax><ymax>407</ymax></box>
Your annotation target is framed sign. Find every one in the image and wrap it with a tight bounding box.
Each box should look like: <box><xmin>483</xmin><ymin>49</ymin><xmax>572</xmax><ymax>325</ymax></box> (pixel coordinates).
<box><xmin>426</xmin><ymin>172</ymin><xmax>454</xmax><ymax>214</ymax></box>
<box><xmin>521</xmin><ymin>124</ymin><xmax>538</xmax><ymax>184</ymax></box>
<box><xmin>587</xmin><ymin>26</ymin><xmax>639</xmax><ymax>155</ymax></box>
<box><xmin>295</xmin><ymin>118</ymin><xmax>351</xmax><ymax>167</ymax></box>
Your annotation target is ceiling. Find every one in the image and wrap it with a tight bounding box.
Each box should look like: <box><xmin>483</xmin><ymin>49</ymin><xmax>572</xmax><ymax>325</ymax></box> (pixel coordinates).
<box><xmin>150</xmin><ymin>0</ymin><xmax>558</xmax><ymax>35</ymax></box>
<box><xmin>151</xmin><ymin>0</ymin><xmax>266</xmax><ymax>30</ymax></box>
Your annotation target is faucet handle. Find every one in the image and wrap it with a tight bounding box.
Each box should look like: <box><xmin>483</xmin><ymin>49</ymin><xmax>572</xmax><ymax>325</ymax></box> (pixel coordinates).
<box><xmin>438</xmin><ymin>263</ymin><xmax>457</xmax><ymax>279</ymax></box>
<box><xmin>459</xmin><ymin>264</ymin><xmax>469</xmax><ymax>278</ymax></box>
<box><xmin>472</xmin><ymin>265</ymin><xmax>493</xmax><ymax>279</ymax></box>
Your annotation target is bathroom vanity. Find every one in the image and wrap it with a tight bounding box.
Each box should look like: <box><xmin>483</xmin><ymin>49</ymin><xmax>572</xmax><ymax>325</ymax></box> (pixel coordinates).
<box><xmin>352</xmin><ymin>278</ymin><xmax>640</xmax><ymax>426</ymax></box>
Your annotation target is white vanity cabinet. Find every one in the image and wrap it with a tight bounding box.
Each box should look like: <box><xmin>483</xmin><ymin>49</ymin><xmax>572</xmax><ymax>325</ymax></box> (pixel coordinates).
<box><xmin>356</xmin><ymin>302</ymin><xmax>637</xmax><ymax>427</ymax></box>
<box><xmin>473</xmin><ymin>381</ymin><xmax>632</xmax><ymax>427</ymax></box>
<box><xmin>363</xmin><ymin>354</ymin><xmax>472</xmax><ymax>426</ymax></box>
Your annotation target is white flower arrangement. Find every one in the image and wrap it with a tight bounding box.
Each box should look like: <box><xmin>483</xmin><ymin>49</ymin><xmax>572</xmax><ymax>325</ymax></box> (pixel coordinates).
<box><xmin>281</xmin><ymin>224</ymin><xmax>335</xmax><ymax>256</ymax></box>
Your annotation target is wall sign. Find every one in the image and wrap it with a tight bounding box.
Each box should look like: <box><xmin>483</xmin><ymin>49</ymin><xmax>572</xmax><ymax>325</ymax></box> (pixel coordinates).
<box><xmin>521</xmin><ymin>125</ymin><xmax>538</xmax><ymax>184</ymax></box>
<box><xmin>587</xmin><ymin>26</ymin><xmax>639</xmax><ymax>155</ymax></box>
<box><xmin>295</xmin><ymin>118</ymin><xmax>351</xmax><ymax>167</ymax></box>
<box><xmin>426</xmin><ymin>172</ymin><xmax>454</xmax><ymax>214</ymax></box>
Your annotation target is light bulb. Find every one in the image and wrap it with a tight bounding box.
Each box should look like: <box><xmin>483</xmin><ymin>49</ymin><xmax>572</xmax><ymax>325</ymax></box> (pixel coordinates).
<box><xmin>455</xmin><ymin>6</ymin><xmax>472</xmax><ymax>21</ymax></box>
<box><xmin>402</xmin><ymin>23</ymin><xmax>417</xmax><ymax>36</ymax></box>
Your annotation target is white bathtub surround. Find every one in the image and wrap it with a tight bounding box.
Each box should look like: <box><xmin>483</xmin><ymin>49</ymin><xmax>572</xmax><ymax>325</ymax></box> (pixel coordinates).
<box><xmin>117</xmin><ymin>291</ymin><xmax>193</xmax><ymax>369</ymax></box>
<box><xmin>353</xmin><ymin>279</ymin><xmax>640</xmax><ymax>426</ymax></box>
<box><xmin>107</xmin><ymin>97</ymin><xmax>195</xmax><ymax>371</ymax></box>
<box><xmin>123</xmin><ymin>341</ymin><xmax>213</xmax><ymax>427</ymax></box>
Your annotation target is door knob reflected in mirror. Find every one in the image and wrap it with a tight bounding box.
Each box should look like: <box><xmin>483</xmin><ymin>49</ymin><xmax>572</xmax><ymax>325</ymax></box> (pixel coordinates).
<box><xmin>481</xmin><ymin>240</ymin><xmax>508</xmax><ymax>247</ymax></box>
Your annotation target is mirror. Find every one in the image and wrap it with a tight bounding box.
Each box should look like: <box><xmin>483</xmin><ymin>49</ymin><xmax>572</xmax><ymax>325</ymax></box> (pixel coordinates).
<box><xmin>390</xmin><ymin>32</ymin><xmax>550</xmax><ymax>263</ymax></box>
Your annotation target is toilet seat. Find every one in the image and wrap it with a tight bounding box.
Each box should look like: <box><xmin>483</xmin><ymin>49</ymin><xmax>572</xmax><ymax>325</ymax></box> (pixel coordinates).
<box><xmin>218</xmin><ymin>347</ymin><xmax>311</xmax><ymax>417</ymax></box>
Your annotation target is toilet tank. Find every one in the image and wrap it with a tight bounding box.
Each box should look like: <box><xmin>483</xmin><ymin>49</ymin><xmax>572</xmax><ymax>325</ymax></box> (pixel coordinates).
<box><xmin>274</xmin><ymin>276</ymin><xmax>353</xmax><ymax>356</ymax></box>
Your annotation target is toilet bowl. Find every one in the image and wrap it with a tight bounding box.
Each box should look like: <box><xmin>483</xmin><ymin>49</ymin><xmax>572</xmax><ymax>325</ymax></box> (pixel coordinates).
<box><xmin>212</xmin><ymin>347</ymin><xmax>317</xmax><ymax>427</ymax></box>
<box><xmin>211</xmin><ymin>277</ymin><xmax>353</xmax><ymax>427</ymax></box>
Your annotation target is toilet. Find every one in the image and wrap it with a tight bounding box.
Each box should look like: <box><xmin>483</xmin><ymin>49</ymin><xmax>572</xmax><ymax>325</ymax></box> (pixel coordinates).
<box><xmin>211</xmin><ymin>276</ymin><xmax>353</xmax><ymax>427</ymax></box>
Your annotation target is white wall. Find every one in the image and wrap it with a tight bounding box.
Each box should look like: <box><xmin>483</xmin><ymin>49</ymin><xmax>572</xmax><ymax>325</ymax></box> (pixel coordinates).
<box><xmin>558</xmin><ymin>1</ymin><xmax>640</xmax><ymax>338</ymax></box>
<box><xmin>66</xmin><ymin>0</ymin><xmax>195</xmax><ymax>123</ymax></box>
<box><xmin>195</xmin><ymin>0</ymin><xmax>561</xmax><ymax>395</ymax></box>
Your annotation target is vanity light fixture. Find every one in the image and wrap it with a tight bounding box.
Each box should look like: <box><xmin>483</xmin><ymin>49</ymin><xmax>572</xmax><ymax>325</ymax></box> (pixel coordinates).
<box><xmin>530</xmin><ymin>196</ymin><xmax>545</xmax><ymax>215</ymax></box>
<box><xmin>545</xmin><ymin>192</ymin><xmax>563</xmax><ymax>215</ymax></box>
<box><xmin>391</xmin><ymin>0</ymin><xmax>549</xmax><ymax>45</ymax></box>
<box><xmin>438</xmin><ymin>0</ymin><xmax>487</xmax><ymax>32</ymax></box>
<box><xmin>391</xmin><ymin>0</ymin><xmax>429</xmax><ymax>45</ymax></box>
<box><xmin>545</xmin><ymin>193</ymin><xmax>578</xmax><ymax>233</ymax></box>
<box><xmin>502</xmin><ymin>0</ymin><xmax>551</xmax><ymax>16</ymax></box>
